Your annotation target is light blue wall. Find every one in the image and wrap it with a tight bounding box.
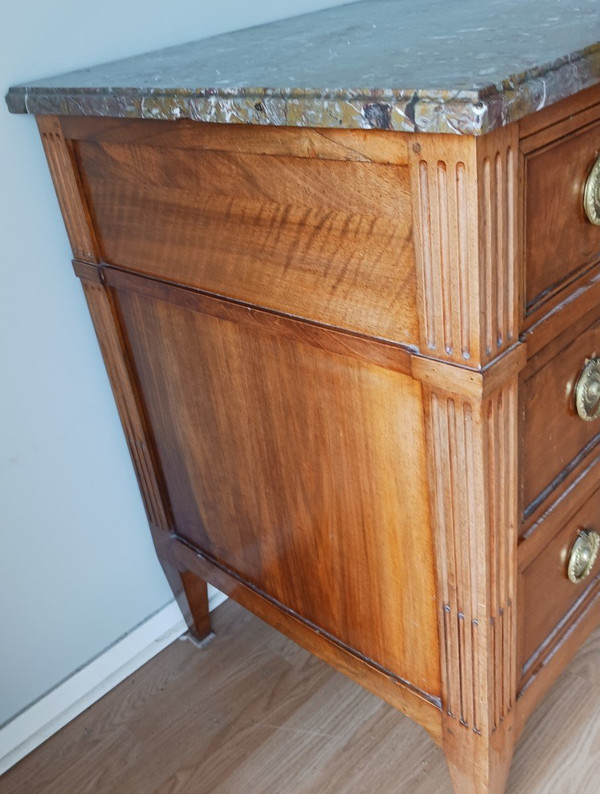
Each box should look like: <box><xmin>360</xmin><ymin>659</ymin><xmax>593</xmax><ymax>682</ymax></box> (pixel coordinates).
<box><xmin>0</xmin><ymin>0</ymin><xmax>353</xmax><ymax>726</ymax></box>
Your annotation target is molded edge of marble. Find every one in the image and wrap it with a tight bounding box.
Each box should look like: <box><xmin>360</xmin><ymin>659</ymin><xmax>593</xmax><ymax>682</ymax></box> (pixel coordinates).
<box><xmin>6</xmin><ymin>43</ymin><xmax>600</xmax><ymax>135</ymax></box>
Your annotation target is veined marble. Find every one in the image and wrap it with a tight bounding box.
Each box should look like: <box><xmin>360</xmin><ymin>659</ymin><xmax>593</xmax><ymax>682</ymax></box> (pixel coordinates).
<box><xmin>6</xmin><ymin>0</ymin><xmax>600</xmax><ymax>134</ymax></box>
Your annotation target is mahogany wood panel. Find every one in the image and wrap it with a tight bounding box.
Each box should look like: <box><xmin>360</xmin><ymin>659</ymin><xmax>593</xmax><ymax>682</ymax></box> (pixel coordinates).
<box><xmin>524</xmin><ymin>119</ymin><xmax>600</xmax><ymax>314</ymax></box>
<box><xmin>522</xmin><ymin>315</ymin><xmax>600</xmax><ymax>515</ymax></box>
<box><xmin>519</xmin><ymin>485</ymin><xmax>600</xmax><ymax>673</ymax></box>
<box><xmin>109</xmin><ymin>269</ymin><xmax>441</xmax><ymax>698</ymax></box>
<box><xmin>71</xmin><ymin>128</ymin><xmax>418</xmax><ymax>345</ymax></box>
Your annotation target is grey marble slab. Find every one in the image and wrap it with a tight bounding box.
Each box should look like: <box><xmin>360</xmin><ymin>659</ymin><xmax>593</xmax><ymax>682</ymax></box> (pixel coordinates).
<box><xmin>6</xmin><ymin>0</ymin><xmax>600</xmax><ymax>134</ymax></box>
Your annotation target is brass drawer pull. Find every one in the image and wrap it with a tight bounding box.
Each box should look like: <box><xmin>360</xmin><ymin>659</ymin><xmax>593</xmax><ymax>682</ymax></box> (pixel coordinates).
<box><xmin>584</xmin><ymin>156</ymin><xmax>600</xmax><ymax>225</ymax></box>
<box><xmin>568</xmin><ymin>529</ymin><xmax>600</xmax><ymax>583</ymax></box>
<box><xmin>574</xmin><ymin>358</ymin><xmax>600</xmax><ymax>421</ymax></box>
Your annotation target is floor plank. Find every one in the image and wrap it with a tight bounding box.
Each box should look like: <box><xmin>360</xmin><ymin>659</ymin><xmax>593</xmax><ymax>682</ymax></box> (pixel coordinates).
<box><xmin>2</xmin><ymin>599</ymin><xmax>600</xmax><ymax>793</ymax></box>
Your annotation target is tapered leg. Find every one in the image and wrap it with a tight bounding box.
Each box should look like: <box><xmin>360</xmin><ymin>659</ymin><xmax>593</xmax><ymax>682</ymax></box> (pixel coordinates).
<box><xmin>443</xmin><ymin>718</ymin><xmax>515</xmax><ymax>794</ymax></box>
<box><xmin>178</xmin><ymin>570</ymin><xmax>212</xmax><ymax>641</ymax></box>
<box><xmin>153</xmin><ymin>534</ymin><xmax>212</xmax><ymax>642</ymax></box>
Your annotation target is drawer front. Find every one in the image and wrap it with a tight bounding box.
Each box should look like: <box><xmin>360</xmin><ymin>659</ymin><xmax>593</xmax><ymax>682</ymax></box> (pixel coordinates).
<box><xmin>523</xmin><ymin>316</ymin><xmax>600</xmax><ymax>512</ymax></box>
<box><xmin>520</xmin><ymin>484</ymin><xmax>600</xmax><ymax>672</ymax></box>
<box><xmin>73</xmin><ymin>131</ymin><xmax>418</xmax><ymax>345</ymax></box>
<box><xmin>525</xmin><ymin>119</ymin><xmax>600</xmax><ymax>313</ymax></box>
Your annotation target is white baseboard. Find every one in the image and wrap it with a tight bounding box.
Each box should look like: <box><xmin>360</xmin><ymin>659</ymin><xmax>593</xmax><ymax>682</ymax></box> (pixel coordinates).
<box><xmin>0</xmin><ymin>588</ymin><xmax>227</xmax><ymax>776</ymax></box>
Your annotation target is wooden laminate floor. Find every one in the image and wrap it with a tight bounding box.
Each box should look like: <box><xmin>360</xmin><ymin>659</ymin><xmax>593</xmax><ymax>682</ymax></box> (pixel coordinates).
<box><xmin>2</xmin><ymin>598</ymin><xmax>600</xmax><ymax>794</ymax></box>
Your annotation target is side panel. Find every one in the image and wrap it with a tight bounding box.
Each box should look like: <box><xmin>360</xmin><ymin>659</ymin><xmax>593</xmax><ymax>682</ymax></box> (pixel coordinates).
<box><xmin>72</xmin><ymin>119</ymin><xmax>418</xmax><ymax>345</ymax></box>
<box><xmin>109</xmin><ymin>270</ymin><xmax>441</xmax><ymax>698</ymax></box>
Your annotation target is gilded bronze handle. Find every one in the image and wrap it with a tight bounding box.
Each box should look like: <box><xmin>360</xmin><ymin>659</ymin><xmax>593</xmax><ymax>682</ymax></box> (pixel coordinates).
<box><xmin>584</xmin><ymin>156</ymin><xmax>600</xmax><ymax>225</ymax></box>
<box><xmin>568</xmin><ymin>529</ymin><xmax>600</xmax><ymax>584</ymax></box>
<box><xmin>574</xmin><ymin>358</ymin><xmax>600</xmax><ymax>421</ymax></box>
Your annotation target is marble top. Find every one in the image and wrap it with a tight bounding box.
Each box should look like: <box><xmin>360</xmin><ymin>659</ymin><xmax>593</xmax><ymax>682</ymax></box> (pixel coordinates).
<box><xmin>6</xmin><ymin>0</ymin><xmax>600</xmax><ymax>135</ymax></box>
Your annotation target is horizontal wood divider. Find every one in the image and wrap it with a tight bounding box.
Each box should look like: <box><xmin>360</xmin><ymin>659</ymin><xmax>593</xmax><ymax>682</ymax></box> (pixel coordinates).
<box><xmin>168</xmin><ymin>531</ymin><xmax>443</xmax><ymax>743</ymax></box>
<box><xmin>74</xmin><ymin>262</ymin><xmax>530</xmax><ymax>390</ymax></box>
<box><xmin>60</xmin><ymin>115</ymin><xmax>409</xmax><ymax>164</ymax></box>
<box><xmin>75</xmin><ymin>261</ymin><xmax>416</xmax><ymax>374</ymax></box>
<box><xmin>412</xmin><ymin>342</ymin><xmax>527</xmax><ymax>400</ymax></box>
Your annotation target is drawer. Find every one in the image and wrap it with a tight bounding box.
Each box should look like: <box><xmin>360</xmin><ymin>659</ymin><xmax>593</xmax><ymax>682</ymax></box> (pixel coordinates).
<box><xmin>520</xmin><ymin>483</ymin><xmax>600</xmax><ymax>673</ymax></box>
<box><xmin>73</xmin><ymin>125</ymin><xmax>418</xmax><ymax>345</ymax></box>
<box><xmin>525</xmin><ymin>119</ymin><xmax>600</xmax><ymax>313</ymax></box>
<box><xmin>522</xmin><ymin>315</ymin><xmax>600</xmax><ymax>513</ymax></box>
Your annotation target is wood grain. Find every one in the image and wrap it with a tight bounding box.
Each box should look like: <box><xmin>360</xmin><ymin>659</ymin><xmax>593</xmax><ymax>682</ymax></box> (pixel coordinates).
<box><xmin>102</xmin><ymin>265</ymin><xmax>413</xmax><ymax>376</ymax></box>
<box><xmin>75</xmin><ymin>261</ymin><xmax>210</xmax><ymax>640</ymax></box>
<box><xmin>60</xmin><ymin>115</ymin><xmax>409</xmax><ymax>164</ymax></box>
<box><xmin>72</xmin><ymin>123</ymin><xmax>418</xmax><ymax>345</ymax></box>
<box><xmin>421</xmin><ymin>362</ymin><xmax>520</xmax><ymax>794</ymax></box>
<box><xmin>36</xmin><ymin>116</ymin><xmax>99</xmax><ymax>262</ymax></box>
<box><xmin>32</xmin><ymin>97</ymin><xmax>600</xmax><ymax>794</ymax></box>
<box><xmin>171</xmin><ymin>533</ymin><xmax>442</xmax><ymax>740</ymax></box>
<box><xmin>516</xmin><ymin>587</ymin><xmax>600</xmax><ymax>740</ymax></box>
<box><xmin>5</xmin><ymin>599</ymin><xmax>600</xmax><ymax>794</ymax></box>
<box><xmin>76</xmin><ymin>263</ymin><xmax>170</xmax><ymax>533</ymax></box>
<box><xmin>109</xmin><ymin>269</ymin><xmax>441</xmax><ymax>698</ymax></box>
<box><xmin>519</xmin><ymin>485</ymin><xmax>600</xmax><ymax>678</ymax></box>
<box><xmin>524</xmin><ymin>119</ymin><xmax>600</xmax><ymax>314</ymax></box>
<box><xmin>408</xmin><ymin>126</ymin><xmax>519</xmax><ymax>366</ymax></box>
<box><xmin>522</xmin><ymin>314</ymin><xmax>600</xmax><ymax>516</ymax></box>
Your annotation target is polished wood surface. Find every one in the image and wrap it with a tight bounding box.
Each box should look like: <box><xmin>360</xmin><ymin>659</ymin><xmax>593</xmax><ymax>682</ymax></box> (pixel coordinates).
<box><xmin>110</xmin><ymin>268</ymin><xmax>440</xmax><ymax>697</ymax></box>
<box><xmin>73</xmin><ymin>260</ymin><xmax>211</xmax><ymax>642</ymax></box>
<box><xmin>37</xmin><ymin>116</ymin><xmax>99</xmax><ymax>262</ymax></box>
<box><xmin>524</xmin><ymin>112</ymin><xmax>600</xmax><ymax>314</ymax></box>
<box><xmin>408</xmin><ymin>125</ymin><xmax>522</xmax><ymax>794</ymax></box>
<box><xmin>408</xmin><ymin>126</ymin><xmax>519</xmax><ymax>367</ymax></box>
<box><xmin>520</xmin><ymin>484</ymin><xmax>600</xmax><ymax>671</ymax></box>
<box><xmin>522</xmin><ymin>314</ymin><xmax>600</xmax><ymax>514</ymax></box>
<box><xmin>170</xmin><ymin>532</ymin><xmax>442</xmax><ymax>740</ymax></box>
<box><xmin>73</xmin><ymin>119</ymin><xmax>418</xmax><ymax>344</ymax></box>
<box><xmin>32</xmin><ymin>89</ymin><xmax>600</xmax><ymax>794</ymax></box>
<box><xmin>61</xmin><ymin>115</ymin><xmax>410</xmax><ymax>164</ymax></box>
<box><xmin>5</xmin><ymin>599</ymin><xmax>600</xmax><ymax>794</ymax></box>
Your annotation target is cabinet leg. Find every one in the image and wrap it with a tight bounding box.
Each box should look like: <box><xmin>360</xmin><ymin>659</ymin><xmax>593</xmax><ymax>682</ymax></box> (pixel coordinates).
<box><xmin>150</xmin><ymin>529</ymin><xmax>212</xmax><ymax>642</ymax></box>
<box><xmin>177</xmin><ymin>570</ymin><xmax>212</xmax><ymax>641</ymax></box>
<box><xmin>443</xmin><ymin>721</ymin><xmax>515</xmax><ymax>794</ymax></box>
<box><xmin>159</xmin><ymin>555</ymin><xmax>212</xmax><ymax>641</ymax></box>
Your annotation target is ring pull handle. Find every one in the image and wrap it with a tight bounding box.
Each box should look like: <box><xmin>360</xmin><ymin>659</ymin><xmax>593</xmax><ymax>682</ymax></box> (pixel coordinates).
<box><xmin>574</xmin><ymin>358</ymin><xmax>600</xmax><ymax>421</ymax></box>
<box><xmin>567</xmin><ymin>529</ymin><xmax>600</xmax><ymax>584</ymax></box>
<box><xmin>584</xmin><ymin>156</ymin><xmax>600</xmax><ymax>225</ymax></box>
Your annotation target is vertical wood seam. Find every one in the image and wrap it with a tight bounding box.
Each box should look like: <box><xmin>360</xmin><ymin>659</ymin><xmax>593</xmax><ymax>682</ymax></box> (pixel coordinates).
<box><xmin>425</xmin><ymin>379</ymin><xmax>517</xmax><ymax>736</ymax></box>
<box><xmin>480</xmin><ymin>138</ymin><xmax>518</xmax><ymax>362</ymax></box>
<box><xmin>37</xmin><ymin>116</ymin><xmax>99</xmax><ymax>263</ymax></box>
<box><xmin>80</xmin><ymin>280</ymin><xmax>172</xmax><ymax>532</ymax></box>
<box><xmin>410</xmin><ymin>132</ymin><xmax>518</xmax><ymax>366</ymax></box>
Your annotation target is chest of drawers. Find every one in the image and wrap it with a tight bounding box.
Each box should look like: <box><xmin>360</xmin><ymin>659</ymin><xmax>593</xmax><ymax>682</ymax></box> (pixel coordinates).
<box><xmin>7</xmin><ymin>3</ymin><xmax>600</xmax><ymax>792</ymax></box>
